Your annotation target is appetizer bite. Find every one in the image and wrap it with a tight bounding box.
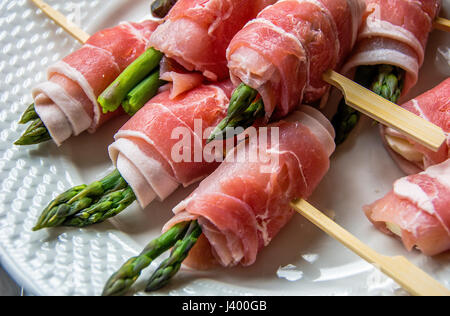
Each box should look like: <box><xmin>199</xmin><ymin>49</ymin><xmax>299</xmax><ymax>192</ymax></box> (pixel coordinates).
<box><xmin>333</xmin><ymin>0</ymin><xmax>442</xmax><ymax>144</ymax></box>
<box><xmin>104</xmin><ymin>106</ymin><xmax>336</xmax><ymax>295</ymax></box>
<box><xmin>365</xmin><ymin>159</ymin><xmax>450</xmax><ymax>256</ymax></box>
<box><xmin>209</xmin><ymin>0</ymin><xmax>366</xmax><ymax>141</ymax></box>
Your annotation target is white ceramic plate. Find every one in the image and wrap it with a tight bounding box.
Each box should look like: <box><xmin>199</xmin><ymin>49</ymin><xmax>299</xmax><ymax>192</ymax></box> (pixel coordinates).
<box><xmin>0</xmin><ymin>0</ymin><xmax>449</xmax><ymax>296</ymax></box>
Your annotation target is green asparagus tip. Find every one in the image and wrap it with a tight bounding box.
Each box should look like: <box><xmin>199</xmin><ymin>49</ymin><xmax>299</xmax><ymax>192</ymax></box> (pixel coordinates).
<box><xmin>18</xmin><ymin>103</ymin><xmax>39</xmax><ymax>124</ymax></box>
<box><xmin>332</xmin><ymin>64</ymin><xmax>405</xmax><ymax>145</ymax></box>
<box><xmin>15</xmin><ymin>118</ymin><xmax>52</xmax><ymax>146</ymax></box>
<box><xmin>102</xmin><ymin>221</ymin><xmax>191</xmax><ymax>296</ymax></box>
<box><xmin>33</xmin><ymin>170</ymin><xmax>136</xmax><ymax>230</ymax></box>
<box><xmin>207</xmin><ymin>84</ymin><xmax>263</xmax><ymax>143</ymax></box>
<box><xmin>145</xmin><ymin>220</ymin><xmax>202</xmax><ymax>292</ymax></box>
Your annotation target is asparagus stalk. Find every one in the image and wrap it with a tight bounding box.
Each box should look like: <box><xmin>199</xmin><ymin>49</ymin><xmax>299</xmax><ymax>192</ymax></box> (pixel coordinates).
<box><xmin>14</xmin><ymin>117</ymin><xmax>52</xmax><ymax>146</ymax></box>
<box><xmin>146</xmin><ymin>220</ymin><xmax>202</xmax><ymax>292</ymax></box>
<box><xmin>98</xmin><ymin>48</ymin><xmax>163</xmax><ymax>114</ymax></box>
<box><xmin>332</xmin><ymin>65</ymin><xmax>405</xmax><ymax>145</ymax></box>
<box><xmin>151</xmin><ymin>0</ymin><xmax>178</xmax><ymax>18</ymax></box>
<box><xmin>33</xmin><ymin>169</ymin><xmax>136</xmax><ymax>230</ymax></box>
<box><xmin>122</xmin><ymin>69</ymin><xmax>165</xmax><ymax>116</ymax></box>
<box><xmin>207</xmin><ymin>83</ymin><xmax>260</xmax><ymax>143</ymax></box>
<box><xmin>102</xmin><ymin>221</ymin><xmax>190</xmax><ymax>296</ymax></box>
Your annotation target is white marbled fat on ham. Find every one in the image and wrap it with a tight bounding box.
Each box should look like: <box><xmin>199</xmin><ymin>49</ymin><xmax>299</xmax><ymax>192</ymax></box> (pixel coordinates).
<box><xmin>149</xmin><ymin>0</ymin><xmax>277</xmax><ymax>82</ymax></box>
<box><xmin>32</xmin><ymin>21</ymin><xmax>160</xmax><ymax>146</ymax></box>
<box><xmin>164</xmin><ymin>106</ymin><xmax>335</xmax><ymax>270</ymax></box>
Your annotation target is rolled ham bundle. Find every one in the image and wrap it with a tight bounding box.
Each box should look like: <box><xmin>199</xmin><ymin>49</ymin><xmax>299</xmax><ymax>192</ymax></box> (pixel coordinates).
<box><xmin>164</xmin><ymin>106</ymin><xmax>335</xmax><ymax>269</ymax></box>
<box><xmin>149</xmin><ymin>0</ymin><xmax>277</xmax><ymax>82</ymax></box>
<box><xmin>32</xmin><ymin>21</ymin><xmax>160</xmax><ymax>146</ymax></box>
<box><xmin>382</xmin><ymin>78</ymin><xmax>450</xmax><ymax>175</ymax></box>
<box><xmin>226</xmin><ymin>0</ymin><xmax>366</xmax><ymax>119</ymax></box>
<box><xmin>342</xmin><ymin>0</ymin><xmax>442</xmax><ymax>95</ymax></box>
<box><xmin>364</xmin><ymin>159</ymin><xmax>450</xmax><ymax>256</ymax></box>
<box><xmin>109</xmin><ymin>81</ymin><xmax>234</xmax><ymax>208</ymax></box>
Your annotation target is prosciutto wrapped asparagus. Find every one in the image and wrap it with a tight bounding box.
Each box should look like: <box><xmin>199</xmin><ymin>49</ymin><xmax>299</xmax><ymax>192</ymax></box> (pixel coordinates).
<box><xmin>342</xmin><ymin>0</ymin><xmax>441</xmax><ymax>94</ymax></box>
<box><xmin>149</xmin><ymin>0</ymin><xmax>277</xmax><ymax>82</ymax></box>
<box><xmin>209</xmin><ymin>0</ymin><xmax>366</xmax><ymax>141</ymax></box>
<box><xmin>103</xmin><ymin>106</ymin><xmax>335</xmax><ymax>295</ymax></box>
<box><xmin>382</xmin><ymin>78</ymin><xmax>450</xmax><ymax>175</ymax></box>
<box><xmin>33</xmin><ymin>81</ymin><xmax>233</xmax><ymax>230</ymax></box>
<box><xmin>16</xmin><ymin>20</ymin><xmax>161</xmax><ymax>146</ymax></box>
<box><xmin>167</xmin><ymin>107</ymin><xmax>335</xmax><ymax>269</ymax></box>
<box><xmin>333</xmin><ymin>0</ymin><xmax>442</xmax><ymax>144</ymax></box>
<box><xmin>99</xmin><ymin>0</ymin><xmax>277</xmax><ymax>114</ymax></box>
<box><xmin>364</xmin><ymin>159</ymin><xmax>450</xmax><ymax>256</ymax></box>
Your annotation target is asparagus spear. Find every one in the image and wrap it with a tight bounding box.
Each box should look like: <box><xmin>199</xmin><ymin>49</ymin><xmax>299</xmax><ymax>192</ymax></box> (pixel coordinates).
<box><xmin>332</xmin><ymin>65</ymin><xmax>405</xmax><ymax>145</ymax></box>
<box><xmin>98</xmin><ymin>48</ymin><xmax>163</xmax><ymax>113</ymax></box>
<box><xmin>18</xmin><ymin>103</ymin><xmax>39</xmax><ymax>124</ymax></box>
<box><xmin>102</xmin><ymin>221</ymin><xmax>190</xmax><ymax>296</ymax></box>
<box><xmin>33</xmin><ymin>169</ymin><xmax>136</xmax><ymax>230</ymax></box>
<box><xmin>146</xmin><ymin>220</ymin><xmax>202</xmax><ymax>292</ymax></box>
<box><xmin>15</xmin><ymin>101</ymin><xmax>51</xmax><ymax>146</ymax></box>
<box><xmin>208</xmin><ymin>98</ymin><xmax>265</xmax><ymax>143</ymax></box>
<box><xmin>151</xmin><ymin>0</ymin><xmax>178</xmax><ymax>18</ymax></box>
<box><xmin>122</xmin><ymin>69</ymin><xmax>165</xmax><ymax>116</ymax></box>
<box><xmin>14</xmin><ymin>117</ymin><xmax>52</xmax><ymax>146</ymax></box>
<box><xmin>207</xmin><ymin>83</ymin><xmax>260</xmax><ymax>143</ymax></box>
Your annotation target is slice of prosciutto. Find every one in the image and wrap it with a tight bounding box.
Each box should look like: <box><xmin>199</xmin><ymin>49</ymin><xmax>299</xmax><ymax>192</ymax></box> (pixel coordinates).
<box><xmin>109</xmin><ymin>81</ymin><xmax>234</xmax><ymax>208</ymax></box>
<box><xmin>364</xmin><ymin>159</ymin><xmax>450</xmax><ymax>256</ymax></box>
<box><xmin>341</xmin><ymin>0</ymin><xmax>442</xmax><ymax>95</ymax></box>
<box><xmin>32</xmin><ymin>21</ymin><xmax>160</xmax><ymax>146</ymax></box>
<box><xmin>159</xmin><ymin>57</ymin><xmax>205</xmax><ymax>100</ymax></box>
<box><xmin>382</xmin><ymin>78</ymin><xmax>450</xmax><ymax>175</ymax></box>
<box><xmin>164</xmin><ymin>106</ymin><xmax>335</xmax><ymax>269</ymax></box>
<box><xmin>149</xmin><ymin>0</ymin><xmax>277</xmax><ymax>82</ymax></box>
<box><xmin>227</xmin><ymin>0</ymin><xmax>366</xmax><ymax>120</ymax></box>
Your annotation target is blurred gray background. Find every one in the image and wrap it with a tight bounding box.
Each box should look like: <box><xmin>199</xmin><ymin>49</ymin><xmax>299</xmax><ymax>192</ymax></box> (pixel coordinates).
<box><xmin>0</xmin><ymin>265</ymin><xmax>21</xmax><ymax>296</ymax></box>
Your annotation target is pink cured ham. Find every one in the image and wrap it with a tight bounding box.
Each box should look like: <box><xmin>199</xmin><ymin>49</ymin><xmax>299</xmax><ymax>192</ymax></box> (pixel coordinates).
<box><xmin>109</xmin><ymin>81</ymin><xmax>234</xmax><ymax>208</ymax></box>
<box><xmin>342</xmin><ymin>0</ymin><xmax>441</xmax><ymax>95</ymax></box>
<box><xmin>32</xmin><ymin>21</ymin><xmax>160</xmax><ymax>146</ymax></box>
<box><xmin>149</xmin><ymin>0</ymin><xmax>277</xmax><ymax>82</ymax></box>
<box><xmin>164</xmin><ymin>106</ymin><xmax>335</xmax><ymax>269</ymax></box>
<box><xmin>159</xmin><ymin>57</ymin><xmax>205</xmax><ymax>99</ymax></box>
<box><xmin>227</xmin><ymin>0</ymin><xmax>366</xmax><ymax>120</ymax></box>
<box><xmin>364</xmin><ymin>159</ymin><xmax>450</xmax><ymax>256</ymax></box>
<box><xmin>382</xmin><ymin>78</ymin><xmax>450</xmax><ymax>175</ymax></box>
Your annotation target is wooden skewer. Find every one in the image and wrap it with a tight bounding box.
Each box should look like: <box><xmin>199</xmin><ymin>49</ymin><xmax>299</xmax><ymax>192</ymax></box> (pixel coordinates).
<box><xmin>291</xmin><ymin>199</ymin><xmax>450</xmax><ymax>297</ymax></box>
<box><xmin>323</xmin><ymin>70</ymin><xmax>446</xmax><ymax>152</ymax></box>
<box><xmin>31</xmin><ymin>0</ymin><xmax>90</xmax><ymax>44</ymax></box>
<box><xmin>434</xmin><ymin>17</ymin><xmax>450</xmax><ymax>33</ymax></box>
<box><xmin>293</xmin><ymin>200</ymin><xmax>450</xmax><ymax>296</ymax></box>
